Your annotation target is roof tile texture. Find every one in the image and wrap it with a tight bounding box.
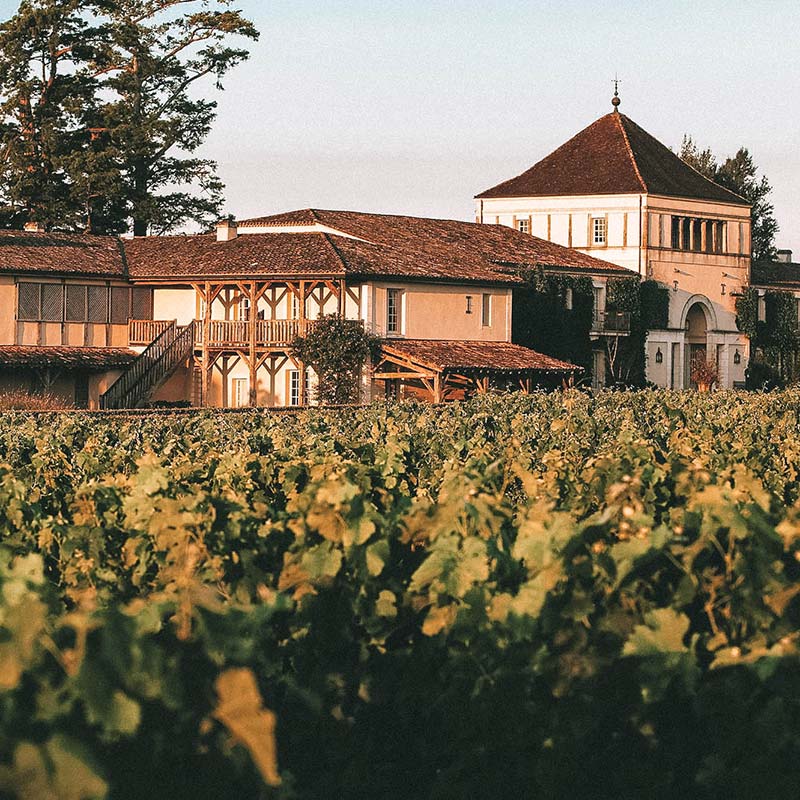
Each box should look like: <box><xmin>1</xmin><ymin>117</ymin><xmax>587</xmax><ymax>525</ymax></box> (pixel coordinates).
<box><xmin>0</xmin><ymin>346</ymin><xmax>137</xmax><ymax>370</ymax></box>
<box><xmin>476</xmin><ymin>112</ymin><xmax>749</xmax><ymax>206</ymax></box>
<box><xmin>382</xmin><ymin>339</ymin><xmax>580</xmax><ymax>373</ymax></box>
<box><xmin>0</xmin><ymin>231</ymin><xmax>126</xmax><ymax>277</ymax></box>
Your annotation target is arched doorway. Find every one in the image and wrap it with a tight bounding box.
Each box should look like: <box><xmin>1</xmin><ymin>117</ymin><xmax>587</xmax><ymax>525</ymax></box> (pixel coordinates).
<box><xmin>685</xmin><ymin>303</ymin><xmax>708</xmax><ymax>387</ymax></box>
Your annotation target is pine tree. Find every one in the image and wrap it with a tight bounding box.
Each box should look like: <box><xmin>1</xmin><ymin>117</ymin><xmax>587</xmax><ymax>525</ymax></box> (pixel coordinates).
<box><xmin>0</xmin><ymin>0</ymin><xmax>100</xmax><ymax>230</ymax></box>
<box><xmin>90</xmin><ymin>0</ymin><xmax>259</xmax><ymax>235</ymax></box>
<box><xmin>679</xmin><ymin>135</ymin><xmax>779</xmax><ymax>261</ymax></box>
<box><xmin>0</xmin><ymin>0</ymin><xmax>258</xmax><ymax>235</ymax></box>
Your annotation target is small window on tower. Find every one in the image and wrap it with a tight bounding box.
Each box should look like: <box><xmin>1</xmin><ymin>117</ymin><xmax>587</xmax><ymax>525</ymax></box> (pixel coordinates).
<box><xmin>592</xmin><ymin>217</ymin><xmax>607</xmax><ymax>245</ymax></box>
<box><xmin>517</xmin><ymin>218</ymin><xmax>529</xmax><ymax>234</ymax></box>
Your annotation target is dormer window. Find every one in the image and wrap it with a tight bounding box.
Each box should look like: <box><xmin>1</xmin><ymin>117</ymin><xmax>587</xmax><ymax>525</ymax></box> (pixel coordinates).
<box><xmin>517</xmin><ymin>218</ymin><xmax>529</xmax><ymax>234</ymax></box>
<box><xmin>592</xmin><ymin>216</ymin><xmax>607</xmax><ymax>246</ymax></box>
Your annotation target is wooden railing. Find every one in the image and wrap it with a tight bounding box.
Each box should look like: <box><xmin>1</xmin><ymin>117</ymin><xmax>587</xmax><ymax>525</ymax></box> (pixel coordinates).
<box><xmin>129</xmin><ymin>319</ymin><xmax>173</xmax><ymax>346</ymax></box>
<box><xmin>196</xmin><ymin>318</ymin><xmax>321</xmax><ymax>346</ymax></box>
<box><xmin>101</xmin><ymin>321</ymin><xmax>196</xmax><ymax>409</ymax></box>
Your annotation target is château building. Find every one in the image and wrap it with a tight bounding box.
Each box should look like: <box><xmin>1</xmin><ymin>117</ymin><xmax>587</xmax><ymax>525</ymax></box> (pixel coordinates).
<box><xmin>0</xmin><ymin>210</ymin><xmax>627</xmax><ymax>408</ymax></box>
<box><xmin>475</xmin><ymin>92</ymin><xmax>752</xmax><ymax>388</ymax></box>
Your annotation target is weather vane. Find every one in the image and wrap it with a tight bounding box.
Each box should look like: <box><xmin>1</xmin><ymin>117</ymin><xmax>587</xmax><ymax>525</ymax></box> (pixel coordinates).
<box><xmin>612</xmin><ymin>74</ymin><xmax>621</xmax><ymax>110</ymax></box>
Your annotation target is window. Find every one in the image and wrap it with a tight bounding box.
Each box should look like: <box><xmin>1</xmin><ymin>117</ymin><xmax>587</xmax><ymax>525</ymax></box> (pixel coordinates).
<box><xmin>17</xmin><ymin>282</ymin><xmax>151</xmax><ymax>324</ymax></box>
<box><xmin>239</xmin><ymin>296</ymin><xmax>251</xmax><ymax>321</ymax></box>
<box><xmin>671</xmin><ymin>216</ymin><xmax>681</xmax><ymax>249</ymax></box>
<box><xmin>66</xmin><ymin>285</ymin><xmax>87</xmax><ymax>322</ymax></box>
<box><xmin>592</xmin><ymin>216</ymin><xmax>607</xmax><ymax>245</ymax></box>
<box><xmin>681</xmin><ymin>218</ymin><xmax>691</xmax><ymax>250</ymax></box>
<box><xmin>465</xmin><ymin>296</ymin><xmax>473</xmax><ymax>314</ymax></box>
<box><xmin>17</xmin><ymin>283</ymin><xmax>40</xmax><ymax>321</ymax></box>
<box><xmin>41</xmin><ymin>284</ymin><xmax>63</xmax><ymax>322</ymax></box>
<box><xmin>110</xmin><ymin>286</ymin><xmax>131</xmax><ymax>324</ymax></box>
<box><xmin>288</xmin><ymin>370</ymin><xmax>300</xmax><ymax>406</ymax></box>
<box><xmin>517</xmin><ymin>218</ymin><xmax>529</xmax><ymax>234</ymax></box>
<box><xmin>290</xmin><ymin>293</ymin><xmax>299</xmax><ymax>320</ymax></box>
<box><xmin>289</xmin><ymin>367</ymin><xmax>312</xmax><ymax>406</ymax></box>
<box><xmin>387</xmin><ymin>288</ymin><xmax>402</xmax><ymax>334</ymax></box>
<box><xmin>592</xmin><ymin>286</ymin><xmax>604</xmax><ymax>321</ymax></box>
<box><xmin>481</xmin><ymin>293</ymin><xmax>491</xmax><ymax>327</ymax></box>
<box><xmin>565</xmin><ymin>287</ymin><xmax>573</xmax><ymax>310</ymax></box>
<box><xmin>232</xmin><ymin>378</ymin><xmax>249</xmax><ymax>408</ymax></box>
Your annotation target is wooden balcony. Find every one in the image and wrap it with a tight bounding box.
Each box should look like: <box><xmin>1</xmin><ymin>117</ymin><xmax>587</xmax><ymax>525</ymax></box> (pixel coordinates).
<box><xmin>197</xmin><ymin>318</ymin><xmax>320</xmax><ymax>347</ymax></box>
<box><xmin>591</xmin><ymin>311</ymin><xmax>631</xmax><ymax>336</ymax></box>
<box><xmin>129</xmin><ymin>319</ymin><xmax>174</xmax><ymax>346</ymax></box>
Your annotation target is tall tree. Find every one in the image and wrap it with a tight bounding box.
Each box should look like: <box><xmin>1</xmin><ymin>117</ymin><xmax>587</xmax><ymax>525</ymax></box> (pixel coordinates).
<box><xmin>0</xmin><ymin>0</ymin><xmax>99</xmax><ymax>230</ymax></box>
<box><xmin>91</xmin><ymin>0</ymin><xmax>259</xmax><ymax>235</ymax></box>
<box><xmin>679</xmin><ymin>135</ymin><xmax>779</xmax><ymax>261</ymax></box>
<box><xmin>0</xmin><ymin>0</ymin><xmax>258</xmax><ymax>235</ymax></box>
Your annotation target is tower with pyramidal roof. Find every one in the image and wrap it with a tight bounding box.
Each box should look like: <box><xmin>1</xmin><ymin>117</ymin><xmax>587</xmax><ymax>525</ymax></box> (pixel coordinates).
<box><xmin>475</xmin><ymin>90</ymin><xmax>752</xmax><ymax>389</ymax></box>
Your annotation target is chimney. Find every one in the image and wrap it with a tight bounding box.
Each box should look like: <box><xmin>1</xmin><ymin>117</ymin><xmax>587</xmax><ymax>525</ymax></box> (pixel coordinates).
<box><xmin>216</xmin><ymin>218</ymin><xmax>238</xmax><ymax>242</ymax></box>
<box><xmin>24</xmin><ymin>221</ymin><xmax>45</xmax><ymax>233</ymax></box>
<box><xmin>776</xmin><ymin>249</ymin><xmax>793</xmax><ymax>263</ymax></box>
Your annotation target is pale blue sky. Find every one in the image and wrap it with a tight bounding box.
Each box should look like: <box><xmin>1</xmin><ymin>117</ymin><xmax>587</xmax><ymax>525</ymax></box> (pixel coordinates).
<box><xmin>3</xmin><ymin>1</ymin><xmax>799</xmax><ymax>253</ymax></box>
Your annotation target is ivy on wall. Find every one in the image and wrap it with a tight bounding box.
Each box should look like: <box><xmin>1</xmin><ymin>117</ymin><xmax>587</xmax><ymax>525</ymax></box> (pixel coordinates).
<box><xmin>736</xmin><ymin>288</ymin><xmax>800</xmax><ymax>387</ymax></box>
<box><xmin>512</xmin><ymin>269</ymin><xmax>594</xmax><ymax>373</ymax></box>
<box><xmin>512</xmin><ymin>272</ymin><xmax>670</xmax><ymax>387</ymax></box>
<box><xmin>605</xmin><ymin>278</ymin><xmax>670</xmax><ymax>387</ymax></box>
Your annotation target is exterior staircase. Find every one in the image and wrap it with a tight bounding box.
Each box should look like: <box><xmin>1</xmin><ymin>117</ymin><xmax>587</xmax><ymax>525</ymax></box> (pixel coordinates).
<box><xmin>100</xmin><ymin>320</ymin><xmax>196</xmax><ymax>409</ymax></box>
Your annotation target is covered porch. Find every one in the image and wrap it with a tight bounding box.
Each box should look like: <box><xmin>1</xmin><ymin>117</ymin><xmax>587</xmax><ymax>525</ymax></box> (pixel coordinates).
<box><xmin>373</xmin><ymin>340</ymin><xmax>580</xmax><ymax>402</ymax></box>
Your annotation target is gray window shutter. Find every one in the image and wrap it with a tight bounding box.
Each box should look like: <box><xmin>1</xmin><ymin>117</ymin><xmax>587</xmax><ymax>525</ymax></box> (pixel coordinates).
<box><xmin>17</xmin><ymin>283</ymin><xmax>40</xmax><ymax>320</ymax></box>
<box><xmin>41</xmin><ymin>284</ymin><xmax>64</xmax><ymax>322</ymax></box>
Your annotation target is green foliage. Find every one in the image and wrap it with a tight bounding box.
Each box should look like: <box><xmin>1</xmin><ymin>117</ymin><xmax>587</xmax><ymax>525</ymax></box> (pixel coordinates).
<box><xmin>680</xmin><ymin>135</ymin><xmax>779</xmax><ymax>261</ymax></box>
<box><xmin>291</xmin><ymin>314</ymin><xmax>382</xmax><ymax>405</ymax></box>
<box><xmin>512</xmin><ymin>269</ymin><xmax>594</xmax><ymax>372</ymax></box>
<box><xmin>1</xmin><ymin>393</ymin><xmax>800</xmax><ymax>796</ymax></box>
<box><xmin>736</xmin><ymin>288</ymin><xmax>800</xmax><ymax>386</ymax></box>
<box><xmin>0</xmin><ymin>1</ymin><xmax>258</xmax><ymax>235</ymax></box>
<box><xmin>606</xmin><ymin>278</ymin><xmax>669</xmax><ymax>386</ymax></box>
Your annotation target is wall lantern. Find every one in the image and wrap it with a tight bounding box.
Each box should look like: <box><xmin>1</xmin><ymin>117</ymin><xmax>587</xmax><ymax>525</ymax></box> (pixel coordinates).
<box><xmin>655</xmin><ymin>348</ymin><xmax>663</xmax><ymax>364</ymax></box>
<box><xmin>673</xmin><ymin>280</ymin><xmax>679</xmax><ymax>292</ymax></box>
<box><xmin>734</xmin><ymin>350</ymin><xmax>741</xmax><ymax>365</ymax></box>
<box><xmin>466</xmin><ymin>296</ymin><xmax>473</xmax><ymax>314</ymax></box>
<box><xmin>721</xmin><ymin>283</ymin><xmax>726</xmax><ymax>295</ymax></box>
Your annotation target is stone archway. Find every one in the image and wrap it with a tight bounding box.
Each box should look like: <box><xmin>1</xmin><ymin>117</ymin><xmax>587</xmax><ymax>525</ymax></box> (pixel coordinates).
<box><xmin>685</xmin><ymin>302</ymin><xmax>709</xmax><ymax>387</ymax></box>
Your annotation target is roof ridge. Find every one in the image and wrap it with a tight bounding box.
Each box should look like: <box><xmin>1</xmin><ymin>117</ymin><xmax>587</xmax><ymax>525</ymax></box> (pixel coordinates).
<box><xmin>616</xmin><ymin>114</ymin><xmax>647</xmax><ymax>192</ymax></box>
<box><xmin>321</xmin><ymin>232</ymin><xmax>350</xmax><ymax>272</ymax></box>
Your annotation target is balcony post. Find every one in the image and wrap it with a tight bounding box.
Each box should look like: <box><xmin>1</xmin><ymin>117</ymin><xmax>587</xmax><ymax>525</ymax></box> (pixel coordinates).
<box><xmin>249</xmin><ymin>280</ymin><xmax>257</xmax><ymax>406</ymax></box>
<box><xmin>201</xmin><ymin>282</ymin><xmax>211</xmax><ymax>406</ymax></box>
<box><xmin>299</xmin><ymin>280</ymin><xmax>307</xmax><ymax>406</ymax></box>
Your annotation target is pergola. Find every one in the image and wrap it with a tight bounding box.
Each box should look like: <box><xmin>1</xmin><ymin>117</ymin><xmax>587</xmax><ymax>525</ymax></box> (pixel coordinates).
<box><xmin>373</xmin><ymin>339</ymin><xmax>581</xmax><ymax>402</ymax></box>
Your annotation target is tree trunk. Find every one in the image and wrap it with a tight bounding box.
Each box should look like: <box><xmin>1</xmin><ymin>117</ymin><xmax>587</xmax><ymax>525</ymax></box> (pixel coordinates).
<box><xmin>132</xmin><ymin>156</ymin><xmax>148</xmax><ymax>236</ymax></box>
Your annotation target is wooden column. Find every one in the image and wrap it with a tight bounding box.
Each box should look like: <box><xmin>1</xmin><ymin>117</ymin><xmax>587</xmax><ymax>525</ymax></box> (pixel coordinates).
<box><xmin>299</xmin><ymin>280</ymin><xmax>307</xmax><ymax>406</ymax></box>
<box><xmin>249</xmin><ymin>280</ymin><xmax>257</xmax><ymax>406</ymax></box>
<box><xmin>201</xmin><ymin>282</ymin><xmax>211</xmax><ymax>407</ymax></box>
<box><xmin>433</xmin><ymin>374</ymin><xmax>442</xmax><ymax>404</ymax></box>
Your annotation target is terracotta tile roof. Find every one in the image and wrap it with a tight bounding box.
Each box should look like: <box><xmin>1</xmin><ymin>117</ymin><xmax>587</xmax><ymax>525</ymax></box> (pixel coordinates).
<box><xmin>0</xmin><ymin>346</ymin><xmax>137</xmax><ymax>370</ymax></box>
<box><xmin>0</xmin><ymin>230</ymin><xmax>126</xmax><ymax>277</ymax></box>
<box><xmin>476</xmin><ymin>112</ymin><xmax>749</xmax><ymax>206</ymax></box>
<box><xmin>751</xmin><ymin>260</ymin><xmax>800</xmax><ymax>289</ymax></box>
<box><xmin>234</xmin><ymin>209</ymin><xmax>629</xmax><ymax>281</ymax></box>
<box><xmin>381</xmin><ymin>339</ymin><xmax>581</xmax><ymax>373</ymax></box>
<box><xmin>124</xmin><ymin>232</ymin><xmax>346</xmax><ymax>279</ymax></box>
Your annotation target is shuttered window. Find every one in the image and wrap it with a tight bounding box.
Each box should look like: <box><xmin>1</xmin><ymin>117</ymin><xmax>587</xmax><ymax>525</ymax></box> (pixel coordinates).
<box><xmin>87</xmin><ymin>285</ymin><xmax>108</xmax><ymax>322</ymax></box>
<box><xmin>110</xmin><ymin>287</ymin><xmax>131</xmax><ymax>324</ymax></box>
<box><xmin>66</xmin><ymin>285</ymin><xmax>88</xmax><ymax>322</ymax></box>
<box><xmin>131</xmin><ymin>287</ymin><xmax>153</xmax><ymax>319</ymax></box>
<box><xmin>41</xmin><ymin>284</ymin><xmax>64</xmax><ymax>321</ymax></box>
<box><xmin>17</xmin><ymin>283</ymin><xmax>40</xmax><ymax>320</ymax></box>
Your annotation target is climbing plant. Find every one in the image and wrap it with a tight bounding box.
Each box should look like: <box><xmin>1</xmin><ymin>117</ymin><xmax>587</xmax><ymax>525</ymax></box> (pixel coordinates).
<box><xmin>291</xmin><ymin>314</ymin><xmax>382</xmax><ymax>404</ymax></box>
<box><xmin>736</xmin><ymin>288</ymin><xmax>800</xmax><ymax>386</ymax></box>
<box><xmin>605</xmin><ymin>278</ymin><xmax>670</xmax><ymax>387</ymax></box>
<box><xmin>512</xmin><ymin>269</ymin><xmax>594</xmax><ymax>374</ymax></box>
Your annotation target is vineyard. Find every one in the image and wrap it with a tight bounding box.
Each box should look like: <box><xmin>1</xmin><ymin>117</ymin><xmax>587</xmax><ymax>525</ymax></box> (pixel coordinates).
<box><xmin>1</xmin><ymin>391</ymin><xmax>800</xmax><ymax>799</ymax></box>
